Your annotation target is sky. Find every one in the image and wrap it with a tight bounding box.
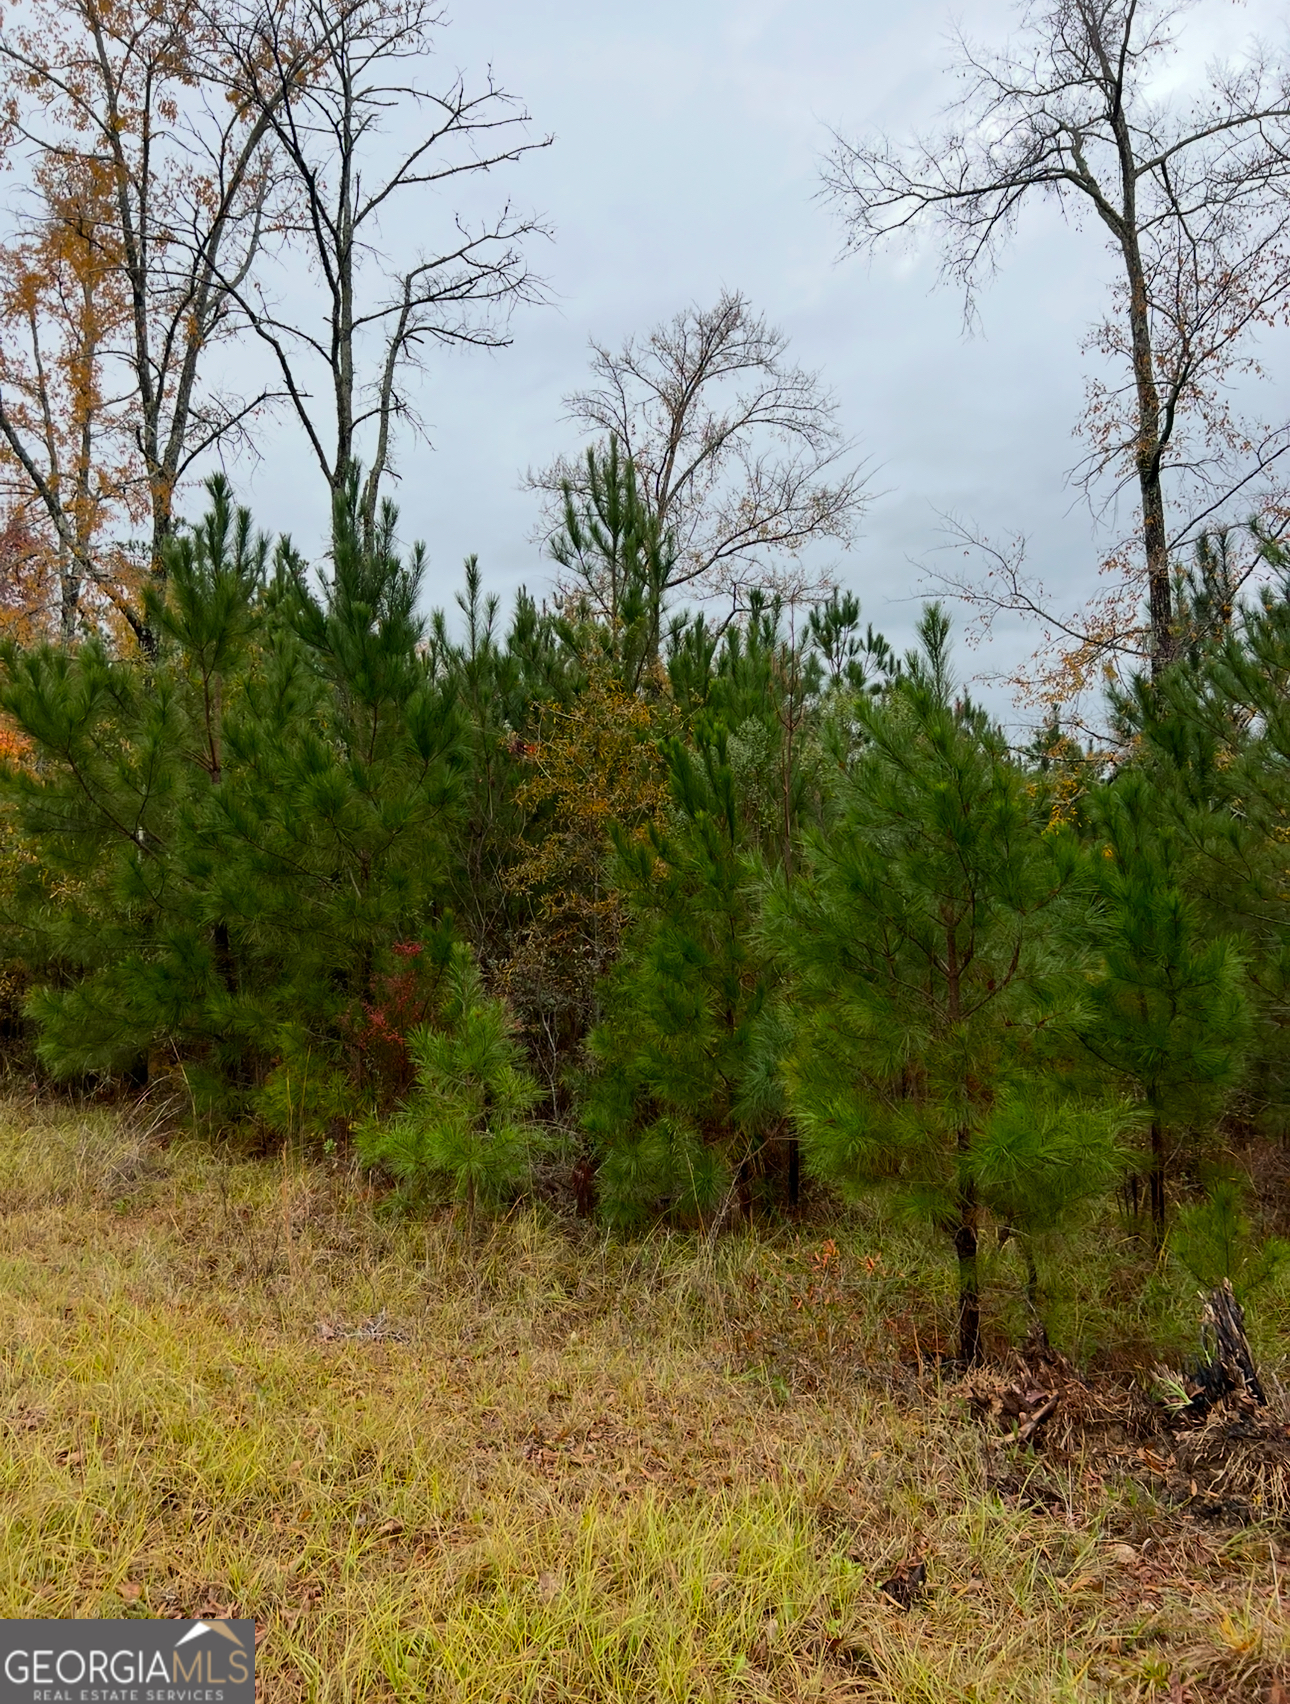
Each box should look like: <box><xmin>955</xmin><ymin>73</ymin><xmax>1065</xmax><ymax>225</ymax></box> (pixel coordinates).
<box><xmin>228</xmin><ymin>0</ymin><xmax>1290</xmax><ymax>721</ymax></box>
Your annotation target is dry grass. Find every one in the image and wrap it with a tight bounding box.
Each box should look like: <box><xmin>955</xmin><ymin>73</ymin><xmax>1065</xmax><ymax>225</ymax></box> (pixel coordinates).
<box><xmin>0</xmin><ymin>1096</ymin><xmax>1287</xmax><ymax>1703</ymax></box>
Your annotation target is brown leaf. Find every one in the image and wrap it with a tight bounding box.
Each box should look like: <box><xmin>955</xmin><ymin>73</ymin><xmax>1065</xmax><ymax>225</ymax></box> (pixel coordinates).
<box><xmin>879</xmin><ymin>1558</ymin><xmax>927</xmax><ymax>1610</ymax></box>
<box><xmin>118</xmin><ymin>1582</ymin><xmax>143</xmax><ymax>1604</ymax></box>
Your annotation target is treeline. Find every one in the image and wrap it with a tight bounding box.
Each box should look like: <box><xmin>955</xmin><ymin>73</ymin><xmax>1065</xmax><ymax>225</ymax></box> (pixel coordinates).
<box><xmin>1</xmin><ymin>466</ymin><xmax>1289</xmax><ymax>1364</ymax></box>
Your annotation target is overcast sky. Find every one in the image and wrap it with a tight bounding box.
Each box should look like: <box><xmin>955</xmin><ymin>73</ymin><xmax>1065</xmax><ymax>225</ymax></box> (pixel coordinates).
<box><xmin>230</xmin><ymin>0</ymin><xmax>1290</xmax><ymax>720</ymax></box>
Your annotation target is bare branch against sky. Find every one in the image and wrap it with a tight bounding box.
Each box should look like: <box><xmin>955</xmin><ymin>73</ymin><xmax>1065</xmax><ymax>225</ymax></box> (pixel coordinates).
<box><xmin>532</xmin><ymin>291</ymin><xmax>869</xmax><ymax>608</ymax></box>
<box><xmin>223</xmin><ymin>0</ymin><xmax>552</xmax><ymax>543</ymax></box>
<box><xmin>825</xmin><ymin>0</ymin><xmax>1290</xmax><ymax>696</ymax></box>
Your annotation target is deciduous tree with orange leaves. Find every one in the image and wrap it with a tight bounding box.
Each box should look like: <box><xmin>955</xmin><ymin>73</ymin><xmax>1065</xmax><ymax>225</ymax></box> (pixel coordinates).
<box><xmin>0</xmin><ymin>0</ymin><xmax>308</xmax><ymax>640</ymax></box>
<box><xmin>0</xmin><ymin>156</ymin><xmax>140</xmax><ymax>640</ymax></box>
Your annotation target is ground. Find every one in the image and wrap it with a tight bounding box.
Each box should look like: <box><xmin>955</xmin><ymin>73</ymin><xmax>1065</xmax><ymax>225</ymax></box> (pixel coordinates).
<box><xmin>0</xmin><ymin>1097</ymin><xmax>1286</xmax><ymax>1702</ymax></box>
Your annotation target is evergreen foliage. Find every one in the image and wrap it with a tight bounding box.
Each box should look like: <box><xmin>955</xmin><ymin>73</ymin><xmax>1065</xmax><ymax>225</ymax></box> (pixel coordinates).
<box><xmin>431</xmin><ymin>558</ymin><xmax>573</xmax><ymax>984</ymax></box>
<box><xmin>0</xmin><ymin>445</ymin><xmax>1287</xmax><ymax>1363</ymax></box>
<box><xmin>356</xmin><ymin>945</ymin><xmax>540</xmax><ymax>1215</ymax></box>
<box><xmin>1080</xmin><ymin>771</ymin><xmax>1250</xmax><ymax>1247</ymax></box>
<box><xmin>766</xmin><ymin>609</ymin><xmax>1126</xmax><ymax>1362</ymax></box>
<box><xmin>0</xmin><ymin>475</ymin><xmax>462</xmax><ymax>1108</ymax></box>
<box><xmin>549</xmin><ymin>436</ymin><xmax>674</xmax><ymax>689</ymax></box>
<box><xmin>583</xmin><ymin>725</ymin><xmax>775</xmax><ymax>1226</ymax></box>
<box><xmin>581</xmin><ymin>588</ymin><xmax>893</xmax><ymax>1224</ymax></box>
<box><xmin>805</xmin><ymin>589</ymin><xmax>898</xmax><ymax>695</ymax></box>
<box><xmin>1170</xmin><ymin>1179</ymin><xmax>1288</xmax><ymax>1300</ymax></box>
<box><xmin>1124</xmin><ymin>558</ymin><xmax>1290</xmax><ymax>1130</ymax></box>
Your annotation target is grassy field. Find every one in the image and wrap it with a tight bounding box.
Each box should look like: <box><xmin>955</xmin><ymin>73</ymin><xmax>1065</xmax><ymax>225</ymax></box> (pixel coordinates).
<box><xmin>0</xmin><ymin>1096</ymin><xmax>1287</xmax><ymax>1703</ymax></box>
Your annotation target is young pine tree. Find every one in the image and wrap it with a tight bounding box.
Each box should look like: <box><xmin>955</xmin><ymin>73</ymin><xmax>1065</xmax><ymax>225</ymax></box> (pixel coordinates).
<box><xmin>432</xmin><ymin>558</ymin><xmax>574</xmax><ymax>984</ymax></box>
<box><xmin>1081</xmin><ymin>770</ymin><xmax>1250</xmax><ymax>1249</ymax></box>
<box><xmin>548</xmin><ymin>436</ymin><xmax>674</xmax><ymax>691</ymax></box>
<box><xmin>0</xmin><ymin>474</ymin><xmax>464</xmax><ymax>1108</ymax></box>
<box><xmin>357</xmin><ymin>945</ymin><xmax>539</xmax><ymax>1217</ymax></box>
<box><xmin>1122</xmin><ymin>561</ymin><xmax>1290</xmax><ymax>1134</ymax></box>
<box><xmin>582</xmin><ymin>726</ymin><xmax>778</xmax><ymax>1225</ymax></box>
<box><xmin>0</xmin><ymin>478</ymin><xmax>272</xmax><ymax>1080</ymax></box>
<box><xmin>767</xmin><ymin>608</ymin><xmax>1124</xmax><ymax>1364</ymax></box>
<box><xmin>584</xmin><ymin>587</ymin><xmax>897</xmax><ymax>1224</ymax></box>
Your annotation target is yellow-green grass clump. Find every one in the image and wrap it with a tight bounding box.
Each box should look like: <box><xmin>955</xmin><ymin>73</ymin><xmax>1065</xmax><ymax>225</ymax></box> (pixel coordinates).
<box><xmin>0</xmin><ymin>1098</ymin><xmax>1286</xmax><ymax>1702</ymax></box>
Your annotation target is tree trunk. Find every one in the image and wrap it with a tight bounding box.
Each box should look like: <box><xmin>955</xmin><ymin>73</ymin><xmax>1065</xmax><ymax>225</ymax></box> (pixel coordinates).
<box><xmin>736</xmin><ymin>1153</ymin><xmax>754</xmax><ymax>1224</ymax></box>
<box><xmin>1023</xmin><ymin>1240</ymin><xmax>1040</xmax><ymax>1316</ymax></box>
<box><xmin>955</xmin><ymin>1158</ymin><xmax>981</xmax><ymax>1366</ymax></box>
<box><xmin>1110</xmin><ymin>112</ymin><xmax>1175</xmax><ymax>672</ymax></box>
<box><xmin>213</xmin><ymin>920</ymin><xmax>237</xmax><ymax>996</ymax></box>
<box><xmin>58</xmin><ymin>552</ymin><xmax>81</xmax><ymax>644</ymax></box>
<box><xmin>1122</xmin><ymin>247</ymin><xmax>1174</xmax><ymax>670</ymax></box>
<box><xmin>1149</xmin><ymin>1117</ymin><xmax>1166</xmax><ymax>1251</ymax></box>
<box><xmin>1200</xmin><ymin>1280</ymin><xmax>1266</xmax><ymax>1406</ymax></box>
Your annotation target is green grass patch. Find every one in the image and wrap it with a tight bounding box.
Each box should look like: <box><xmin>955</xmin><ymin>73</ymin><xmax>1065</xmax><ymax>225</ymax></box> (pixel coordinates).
<box><xmin>0</xmin><ymin>1098</ymin><xmax>1286</xmax><ymax>1701</ymax></box>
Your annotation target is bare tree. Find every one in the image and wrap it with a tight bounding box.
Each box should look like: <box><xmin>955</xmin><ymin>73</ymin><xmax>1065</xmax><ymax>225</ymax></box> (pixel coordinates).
<box><xmin>224</xmin><ymin>0</ymin><xmax>551</xmax><ymax>542</ymax></box>
<box><xmin>824</xmin><ymin>0</ymin><xmax>1290</xmax><ymax>678</ymax></box>
<box><xmin>532</xmin><ymin>291</ymin><xmax>868</xmax><ymax>607</ymax></box>
<box><xmin>0</xmin><ymin>0</ymin><xmax>297</xmax><ymax>625</ymax></box>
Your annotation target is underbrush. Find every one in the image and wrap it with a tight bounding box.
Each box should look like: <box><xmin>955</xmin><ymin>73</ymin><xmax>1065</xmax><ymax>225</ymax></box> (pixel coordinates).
<box><xmin>0</xmin><ymin>1097</ymin><xmax>1287</xmax><ymax>1702</ymax></box>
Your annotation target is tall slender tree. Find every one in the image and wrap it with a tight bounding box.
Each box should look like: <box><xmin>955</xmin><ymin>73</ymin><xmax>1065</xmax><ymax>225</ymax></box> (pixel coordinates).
<box><xmin>0</xmin><ymin>0</ymin><xmax>300</xmax><ymax>611</ymax></box>
<box><xmin>223</xmin><ymin>0</ymin><xmax>550</xmax><ymax>540</ymax></box>
<box><xmin>826</xmin><ymin>0</ymin><xmax>1290</xmax><ymax>682</ymax></box>
<box><xmin>768</xmin><ymin>608</ymin><xmax>1121</xmax><ymax>1362</ymax></box>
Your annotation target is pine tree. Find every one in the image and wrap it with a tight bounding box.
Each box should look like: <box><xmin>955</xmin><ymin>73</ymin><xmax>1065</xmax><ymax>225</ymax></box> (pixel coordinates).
<box><xmin>0</xmin><ymin>474</ymin><xmax>464</xmax><ymax>1107</ymax></box>
<box><xmin>1121</xmin><ymin>559</ymin><xmax>1290</xmax><ymax>1134</ymax></box>
<box><xmin>356</xmin><ymin>945</ymin><xmax>539</xmax><ymax>1217</ymax></box>
<box><xmin>767</xmin><ymin>608</ymin><xmax>1123</xmax><ymax>1363</ymax></box>
<box><xmin>583</xmin><ymin>588</ymin><xmax>896</xmax><ymax>1224</ymax></box>
<box><xmin>582</xmin><ymin>726</ymin><xmax>776</xmax><ymax>1225</ymax></box>
<box><xmin>438</xmin><ymin>445</ymin><xmax>678</xmax><ymax>1093</ymax></box>
<box><xmin>0</xmin><ymin>477</ymin><xmax>271</xmax><ymax>1081</ymax></box>
<box><xmin>806</xmin><ymin>589</ymin><xmax>897</xmax><ymax>696</ymax></box>
<box><xmin>548</xmin><ymin>436</ymin><xmax>674</xmax><ymax>690</ymax></box>
<box><xmin>431</xmin><ymin>557</ymin><xmax>573</xmax><ymax>983</ymax></box>
<box><xmin>1081</xmin><ymin>770</ymin><xmax>1250</xmax><ymax>1248</ymax></box>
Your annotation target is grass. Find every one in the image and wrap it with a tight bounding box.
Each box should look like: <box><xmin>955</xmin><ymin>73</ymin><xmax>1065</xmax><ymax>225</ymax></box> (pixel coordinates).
<box><xmin>0</xmin><ymin>1096</ymin><xmax>1287</xmax><ymax>1702</ymax></box>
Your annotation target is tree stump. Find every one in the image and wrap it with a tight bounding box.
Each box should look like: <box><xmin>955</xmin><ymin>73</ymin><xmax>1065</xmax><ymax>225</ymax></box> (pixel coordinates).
<box><xmin>1195</xmin><ymin>1279</ymin><xmax>1266</xmax><ymax>1410</ymax></box>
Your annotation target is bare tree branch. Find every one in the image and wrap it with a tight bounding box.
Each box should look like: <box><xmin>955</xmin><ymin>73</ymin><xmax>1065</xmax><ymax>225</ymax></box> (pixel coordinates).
<box><xmin>824</xmin><ymin>0</ymin><xmax>1290</xmax><ymax>679</ymax></box>
<box><xmin>221</xmin><ymin>0</ymin><xmax>552</xmax><ymax>541</ymax></box>
<box><xmin>531</xmin><ymin>290</ymin><xmax>869</xmax><ymax>603</ymax></box>
<box><xmin>0</xmin><ymin>0</ymin><xmax>305</xmax><ymax>635</ymax></box>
